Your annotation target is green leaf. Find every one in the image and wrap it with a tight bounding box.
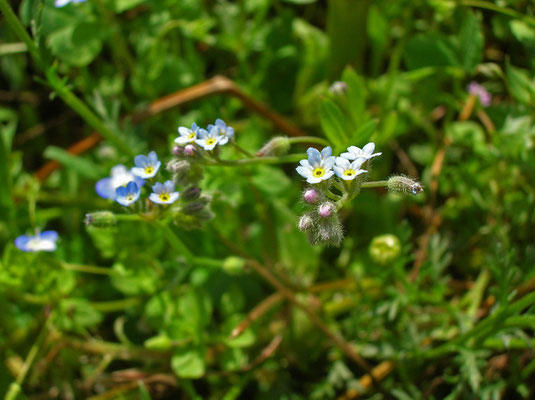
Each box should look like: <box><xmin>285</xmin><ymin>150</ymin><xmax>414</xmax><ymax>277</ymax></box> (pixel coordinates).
<box><xmin>319</xmin><ymin>97</ymin><xmax>350</xmax><ymax>150</ymax></box>
<box><xmin>111</xmin><ymin>0</ymin><xmax>145</xmax><ymax>13</ymax></box>
<box><xmin>458</xmin><ymin>10</ymin><xmax>484</xmax><ymax>71</ymax></box>
<box><xmin>506</xmin><ymin>62</ymin><xmax>535</xmax><ymax>106</ymax></box>
<box><xmin>342</xmin><ymin>67</ymin><xmax>366</xmax><ymax>126</ymax></box>
<box><xmin>404</xmin><ymin>33</ymin><xmax>459</xmax><ymax>70</ymax></box>
<box><xmin>138</xmin><ymin>381</ymin><xmax>152</xmax><ymax>400</ymax></box>
<box><xmin>171</xmin><ymin>346</ymin><xmax>206</xmax><ymax>379</ymax></box>
<box><xmin>55</xmin><ymin>298</ymin><xmax>102</xmax><ymax>333</ymax></box>
<box><xmin>352</xmin><ymin>119</ymin><xmax>378</xmax><ymax>145</ymax></box>
<box><xmin>178</xmin><ymin>287</ymin><xmax>213</xmax><ymax>332</ymax></box>
<box><xmin>43</xmin><ymin>146</ymin><xmax>105</xmax><ymax>179</ymax></box>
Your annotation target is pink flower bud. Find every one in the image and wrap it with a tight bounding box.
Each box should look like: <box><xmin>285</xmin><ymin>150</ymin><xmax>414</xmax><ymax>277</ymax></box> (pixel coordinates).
<box><xmin>184</xmin><ymin>144</ymin><xmax>195</xmax><ymax>156</ymax></box>
<box><xmin>304</xmin><ymin>189</ymin><xmax>318</xmax><ymax>203</ymax></box>
<box><xmin>318</xmin><ymin>202</ymin><xmax>333</xmax><ymax>218</ymax></box>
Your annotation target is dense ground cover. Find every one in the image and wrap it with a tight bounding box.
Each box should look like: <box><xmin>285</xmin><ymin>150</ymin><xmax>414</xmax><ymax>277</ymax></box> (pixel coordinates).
<box><xmin>1</xmin><ymin>0</ymin><xmax>535</xmax><ymax>398</ymax></box>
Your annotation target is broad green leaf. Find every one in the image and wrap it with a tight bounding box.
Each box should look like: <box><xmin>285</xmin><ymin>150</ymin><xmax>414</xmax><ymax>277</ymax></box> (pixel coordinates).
<box><xmin>112</xmin><ymin>0</ymin><xmax>145</xmax><ymax>13</ymax></box>
<box><xmin>506</xmin><ymin>62</ymin><xmax>535</xmax><ymax>106</ymax></box>
<box><xmin>404</xmin><ymin>33</ymin><xmax>459</xmax><ymax>70</ymax></box>
<box><xmin>47</xmin><ymin>23</ymin><xmax>106</xmax><ymax>67</ymax></box>
<box><xmin>178</xmin><ymin>287</ymin><xmax>213</xmax><ymax>333</ymax></box>
<box><xmin>458</xmin><ymin>10</ymin><xmax>484</xmax><ymax>71</ymax></box>
<box><xmin>352</xmin><ymin>119</ymin><xmax>378</xmax><ymax>145</ymax></box>
<box><xmin>343</xmin><ymin>67</ymin><xmax>366</xmax><ymax>126</ymax></box>
<box><xmin>44</xmin><ymin>146</ymin><xmax>105</xmax><ymax>179</ymax></box>
<box><xmin>171</xmin><ymin>346</ymin><xmax>206</xmax><ymax>379</ymax></box>
<box><xmin>319</xmin><ymin>97</ymin><xmax>349</xmax><ymax>150</ymax></box>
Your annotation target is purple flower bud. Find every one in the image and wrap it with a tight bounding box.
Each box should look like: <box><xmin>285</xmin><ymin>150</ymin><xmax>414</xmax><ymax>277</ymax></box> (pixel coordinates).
<box><xmin>467</xmin><ymin>81</ymin><xmax>492</xmax><ymax>107</ymax></box>
<box><xmin>184</xmin><ymin>144</ymin><xmax>195</xmax><ymax>156</ymax></box>
<box><xmin>172</xmin><ymin>146</ymin><xmax>184</xmax><ymax>156</ymax></box>
<box><xmin>318</xmin><ymin>202</ymin><xmax>333</xmax><ymax>218</ymax></box>
<box><xmin>298</xmin><ymin>215</ymin><xmax>313</xmax><ymax>231</ymax></box>
<box><xmin>304</xmin><ymin>189</ymin><xmax>318</xmax><ymax>203</ymax></box>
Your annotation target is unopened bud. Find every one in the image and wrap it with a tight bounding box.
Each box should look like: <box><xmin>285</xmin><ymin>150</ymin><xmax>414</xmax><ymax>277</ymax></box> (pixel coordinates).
<box><xmin>182</xmin><ymin>202</ymin><xmax>205</xmax><ymax>214</ymax></box>
<box><xmin>256</xmin><ymin>136</ymin><xmax>290</xmax><ymax>157</ymax></box>
<box><xmin>387</xmin><ymin>175</ymin><xmax>423</xmax><ymax>196</ymax></box>
<box><xmin>172</xmin><ymin>146</ymin><xmax>184</xmax><ymax>156</ymax></box>
<box><xmin>312</xmin><ymin>215</ymin><xmax>343</xmax><ymax>247</ymax></box>
<box><xmin>223</xmin><ymin>256</ymin><xmax>245</xmax><ymax>274</ymax></box>
<box><xmin>369</xmin><ymin>234</ymin><xmax>401</xmax><ymax>265</ymax></box>
<box><xmin>167</xmin><ymin>159</ymin><xmax>191</xmax><ymax>174</ymax></box>
<box><xmin>184</xmin><ymin>144</ymin><xmax>196</xmax><ymax>156</ymax></box>
<box><xmin>84</xmin><ymin>211</ymin><xmax>116</xmax><ymax>227</ymax></box>
<box><xmin>329</xmin><ymin>81</ymin><xmax>347</xmax><ymax>95</ymax></box>
<box><xmin>181</xmin><ymin>186</ymin><xmax>201</xmax><ymax>201</ymax></box>
<box><xmin>298</xmin><ymin>214</ymin><xmax>313</xmax><ymax>231</ymax></box>
<box><xmin>304</xmin><ymin>189</ymin><xmax>319</xmax><ymax>204</ymax></box>
<box><xmin>318</xmin><ymin>202</ymin><xmax>334</xmax><ymax>218</ymax></box>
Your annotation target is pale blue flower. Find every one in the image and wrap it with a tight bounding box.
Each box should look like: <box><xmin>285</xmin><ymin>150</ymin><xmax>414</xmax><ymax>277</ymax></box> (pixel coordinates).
<box><xmin>132</xmin><ymin>151</ymin><xmax>161</xmax><ymax>179</ymax></box>
<box><xmin>15</xmin><ymin>230</ymin><xmax>58</xmax><ymax>252</ymax></box>
<box><xmin>340</xmin><ymin>143</ymin><xmax>381</xmax><ymax>161</ymax></box>
<box><xmin>296</xmin><ymin>147</ymin><xmax>336</xmax><ymax>184</ymax></box>
<box><xmin>149</xmin><ymin>181</ymin><xmax>179</xmax><ymax>205</ymax></box>
<box><xmin>95</xmin><ymin>165</ymin><xmax>144</xmax><ymax>200</ymax></box>
<box><xmin>115</xmin><ymin>182</ymin><xmax>141</xmax><ymax>206</ymax></box>
<box><xmin>333</xmin><ymin>157</ymin><xmax>367</xmax><ymax>181</ymax></box>
<box><xmin>55</xmin><ymin>0</ymin><xmax>86</xmax><ymax>7</ymax></box>
<box><xmin>175</xmin><ymin>123</ymin><xmax>200</xmax><ymax>145</ymax></box>
<box><xmin>195</xmin><ymin>127</ymin><xmax>221</xmax><ymax>151</ymax></box>
<box><xmin>207</xmin><ymin>119</ymin><xmax>234</xmax><ymax>145</ymax></box>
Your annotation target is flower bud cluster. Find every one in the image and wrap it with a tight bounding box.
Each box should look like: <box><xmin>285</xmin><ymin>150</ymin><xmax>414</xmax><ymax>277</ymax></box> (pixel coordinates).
<box><xmin>387</xmin><ymin>175</ymin><xmax>424</xmax><ymax>196</ymax></box>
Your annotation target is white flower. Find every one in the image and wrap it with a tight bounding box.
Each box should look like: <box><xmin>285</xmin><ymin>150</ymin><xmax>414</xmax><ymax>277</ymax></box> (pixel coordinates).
<box><xmin>340</xmin><ymin>142</ymin><xmax>381</xmax><ymax>161</ymax></box>
<box><xmin>175</xmin><ymin>123</ymin><xmax>200</xmax><ymax>145</ymax></box>
<box><xmin>207</xmin><ymin>119</ymin><xmax>234</xmax><ymax>145</ymax></box>
<box><xmin>296</xmin><ymin>147</ymin><xmax>335</xmax><ymax>184</ymax></box>
<box><xmin>15</xmin><ymin>231</ymin><xmax>58</xmax><ymax>252</ymax></box>
<box><xmin>132</xmin><ymin>151</ymin><xmax>161</xmax><ymax>179</ymax></box>
<box><xmin>195</xmin><ymin>127</ymin><xmax>222</xmax><ymax>151</ymax></box>
<box><xmin>333</xmin><ymin>157</ymin><xmax>367</xmax><ymax>180</ymax></box>
<box><xmin>149</xmin><ymin>181</ymin><xmax>180</xmax><ymax>205</ymax></box>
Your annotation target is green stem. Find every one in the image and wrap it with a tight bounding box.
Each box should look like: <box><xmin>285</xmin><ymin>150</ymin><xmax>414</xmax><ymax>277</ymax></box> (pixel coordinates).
<box><xmin>287</xmin><ymin>136</ymin><xmax>330</xmax><ymax>147</ymax></box>
<box><xmin>61</xmin><ymin>262</ymin><xmax>111</xmax><ymax>275</ymax></box>
<box><xmin>231</xmin><ymin>142</ymin><xmax>255</xmax><ymax>158</ymax></box>
<box><xmin>0</xmin><ymin>0</ymin><xmax>134</xmax><ymax>158</ymax></box>
<box><xmin>361</xmin><ymin>180</ymin><xmax>388</xmax><ymax>188</ymax></box>
<box><xmin>153</xmin><ymin>220</ymin><xmax>195</xmax><ymax>263</ymax></box>
<box><xmin>5</xmin><ymin>317</ymin><xmax>52</xmax><ymax>400</ymax></box>
<box><xmin>459</xmin><ymin>0</ymin><xmax>535</xmax><ymax>26</ymax></box>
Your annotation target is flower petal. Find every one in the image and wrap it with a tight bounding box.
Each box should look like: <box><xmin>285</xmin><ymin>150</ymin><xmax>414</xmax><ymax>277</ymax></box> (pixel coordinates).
<box><xmin>320</xmin><ymin>146</ymin><xmax>332</xmax><ymax>158</ymax></box>
<box><xmin>95</xmin><ymin>178</ymin><xmax>115</xmax><ymax>199</ymax></box>
<box><xmin>134</xmin><ymin>155</ymin><xmax>149</xmax><ymax>168</ymax></box>
<box><xmin>362</xmin><ymin>142</ymin><xmax>375</xmax><ymax>155</ymax></box>
<box><xmin>307</xmin><ymin>147</ymin><xmax>321</xmax><ymax>166</ymax></box>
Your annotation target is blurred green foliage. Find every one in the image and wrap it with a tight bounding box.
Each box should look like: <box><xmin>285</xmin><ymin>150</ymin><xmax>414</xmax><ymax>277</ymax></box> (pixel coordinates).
<box><xmin>1</xmin><ymin>0</ymin><xmax>535</xmax><ymax>398</ymax></box>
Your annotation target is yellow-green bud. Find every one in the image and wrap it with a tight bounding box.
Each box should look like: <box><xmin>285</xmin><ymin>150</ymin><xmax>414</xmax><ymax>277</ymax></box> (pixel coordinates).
<box><xmin>369</xmin><ymin>234</ymin><xmax>402</xmax><ymax>265</ymax></box>
<box><xmin>84</xmin><ymin>211</ymin><xmax>117</xmax><ymax>227</ymax></box>
<box><xmin>256</xmin><ymin>136</ymin><xmax>290</xmax><ymax>157</ymax></box>
<box><xmin>387</xmin><ymin>175</ymin><xmax>423</xmax><ymax>196</ymax></box>
<box><xmin>223</xmin><ymin>256</ymin><xmax>245</xmax><ymax>274</ymax></box>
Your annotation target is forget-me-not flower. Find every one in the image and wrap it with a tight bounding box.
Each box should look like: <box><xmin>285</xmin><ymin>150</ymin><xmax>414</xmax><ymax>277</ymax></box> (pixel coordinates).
<box><xmin>149</xmin><ymin>181</ymin><xmax>179</xmax><ymax>205</ymax></box>
<box><xmin>340</xmin><ymin>142</ymin><xmax>381</xmax><ymax>161</ymax></box>
<box><xmin>333</xmin><ymin>157</ymin><xmax>367</xmax><ymax>180</ymax></box>
<box><xmin>195</xmin><ymin>127</ymin><xmax>222</xmax><ymax>151</ymax></box>
<box><xmin>207</xmin><ymin>119</ymin><xmax>234</xmax><ymax>145</ymax></box>
<box><xmin>55</xmin><ymin>0</ymin><xmax>86</xmax><ymax>7</ymax></box>
<box><xmin>175</xmin><ymin>123</ymin><xmax>200</xmax><ymax>145</ymax></box>
<box><xmin>95</xmin><ymin>165</ymin><xmax>144</xmax><ymax>200</ymax></box>
<box><xmin>296</xmin><ymin>147</ymin><xmax>336</xmax><ymax>184</ymax></box>
<box><xmin>132</xmin><ymin>151</ymin><xmax>161</xmax><ymax>179</ymax></box>
<box><xmin>115</xmin><ymin>182</ymin><xmax>141</xmax><ymax>206</ymax></box>
<box><xmin>15</xmin><ymin>231</ymin><xmax>58</xmax><ymax>252</ymax></box>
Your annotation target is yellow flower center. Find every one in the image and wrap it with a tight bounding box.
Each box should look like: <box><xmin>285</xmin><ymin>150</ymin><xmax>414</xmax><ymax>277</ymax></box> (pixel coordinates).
<box><xmin>145</xmin><ymin>166</ymin><xmax>154</xmax><ymax>175</ymax></box>
<box><xmin>160</xmin><ymin>193</ymin><xmax>170</xmax><ymax>202</ymax></box>
<box><xmin>312</xmin><ymin>168</ymin><xmax>325</xmax><ymax>178</ymax></box>
<box><xmin>343</xmin><ymin>170</ymin><xmax>355</xmax><ymax>177</ymax></box>
<box><xmin>126</xmin><ymin>195</ymin><xmax>134</xmax><ymax>201</ymax></box>
<box><xmin>188</xmin><ymin>132</ymin><xmax>196</xmax><ymax>139</ymax></box>
<box><xmin>206</xmin><ymin>138</ymin><xmax>216</xmax><ymax>146</ymax></box>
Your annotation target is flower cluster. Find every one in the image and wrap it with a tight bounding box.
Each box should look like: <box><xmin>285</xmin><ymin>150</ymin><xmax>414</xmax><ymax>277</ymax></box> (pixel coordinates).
<box><xmin>296</xmin><ymin>143</ymin><xmax>381</xmax><ymax>246</ymax></box>
<box><xmin>174</xmin><ymin>119</ymin><xmax>234</xmax><ymax>154</ymax></box>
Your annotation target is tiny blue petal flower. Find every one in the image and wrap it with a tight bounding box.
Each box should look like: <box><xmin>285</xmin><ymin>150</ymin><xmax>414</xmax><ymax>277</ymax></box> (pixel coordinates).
<box><xmin>207</xmin><ymin>119</ymin><xmax>234</xmax><ymax>146</ymax></box>
<box><xmin>297</xmin><ymin>146</ymin><xmax>336</xmax><ymax>184</ymax></box>
<box><xmin>175</xmin><ymin>123</ymin><xmax>199</xmax><ymax>145</ymax></box>
<box><xmin>132</xmin><ymin>151</ymin><xmax>161</xmax><ymax>179</ymax></box>
<box><xmin>55</xmin><ymin>0</ymin><xmax>86</xmax><ymax>7</ymax></box>
<box><xmin>333</xmin><ymin>157</ymin><xmax>367</xmax><ymax>181</ymax></box>
<box><xmin>95</xmin><ymin>165</ymin><xmax>145</xmax><ymax>199</ymax></box>
<box><xmin>115</xmin><ymin>182</ymin><xmax>141</xmax><ymax>206</ymax></box>
<box><xmin>149</xmin><ymin>180</ymin><xmax>179</xmax><ymax>205</ymax></box>
<box><xmin>195</xmin><ymin>127</ymin><xmax>222</xmax><ymax>151</ymax></box>
<box><xmin>15</xmin><ymin>230</ymin><xmax>59</xmax><ymax>252</ymax></box>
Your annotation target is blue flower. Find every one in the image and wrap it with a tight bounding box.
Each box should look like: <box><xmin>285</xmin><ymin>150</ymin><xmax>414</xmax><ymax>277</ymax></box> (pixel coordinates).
<box><xmin>207</xmin><ymin>119</ymin><xmax>234</xmax><ymax>145</ymax></box>
<box><xmin>195</xmin><ymin>127</ymin><xmax>222</xmax><ymax>151</ymax></box>
<box><xmin>55</xmin><ymin>0</ymin><xmax>86</xmax><ymax>7</ymax></box>
<box><xmin>115</xmin><ymin>182</ymin><xmax>141</xmax><ymax>206</ymax></box>
<box><xmin>333</xmin><ymin>157</ymin><xmax>367</xmax><ymax>181</ymax></box>
<box><xmin>296</xmin><ymin>147</ymin><xmax>336</xmax><ymax>184</ymax></box>
<box><xmin>132</xmin><ymin>151</ymin><xmax>161</xmax><ymax>179</ymax></box>
<box><xmin>340</xmin><ymin>143</ymin><xmax>381</xmax><ymax>161</ymax></box>
<box><xmin>95</xmin><ymin>165</ymin><xmax>144</xmax><ymax>200</ymax></box>
<box><xmin>149</xmin><ymin>180</ymin><xmax>179</xmax><ymax>205</ymax></box>
<box><xmin>15</xmin><ymin>230</ymin><xmax>58</xmax><ymax>252</ymax></box>
<box><xmin>175</xmin><ymin>123</ymin><xmax>200</xmax><ymax>145</ymax></box>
